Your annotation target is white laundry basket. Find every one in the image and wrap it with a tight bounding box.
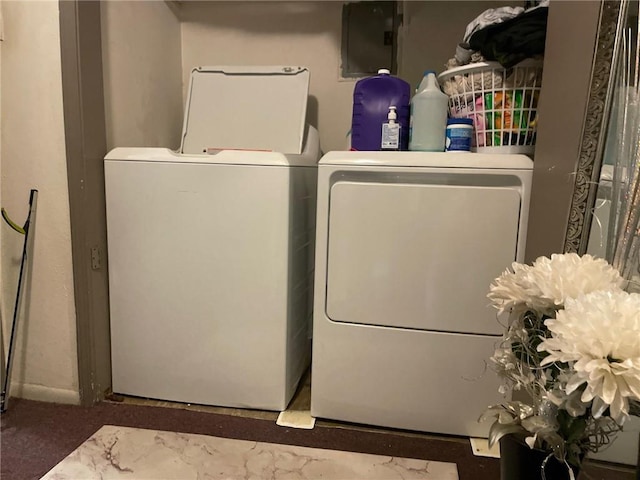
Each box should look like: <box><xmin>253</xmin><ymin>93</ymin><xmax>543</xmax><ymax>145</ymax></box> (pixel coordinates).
<box><xmin>438</xmin><ymin>60</ymin><xmax>543</xmax><ymax>154</ymax></box>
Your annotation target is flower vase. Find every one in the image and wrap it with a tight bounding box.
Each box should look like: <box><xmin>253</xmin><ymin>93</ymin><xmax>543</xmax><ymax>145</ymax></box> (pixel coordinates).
<box><xmin>499</xmin><ymin>434</ymin><xmax>581</xmax><ymax>480</ymax></box>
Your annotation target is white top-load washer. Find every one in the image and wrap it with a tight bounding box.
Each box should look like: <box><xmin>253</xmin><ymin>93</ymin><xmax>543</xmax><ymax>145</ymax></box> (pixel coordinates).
<box><xmin>105</xmin><ymin>66</ymin><xmax>320</xmax><ymax>410</ymax></box>
<box><xmin>311</xmin><ymin>151</ymin><xmax>533</xmax><ymax>437</ymax></box>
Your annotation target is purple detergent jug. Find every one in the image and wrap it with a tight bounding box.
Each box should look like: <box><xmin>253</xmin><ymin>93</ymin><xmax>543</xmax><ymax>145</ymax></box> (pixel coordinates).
<box><xmin>351</xmin><ymin>69</ymin><xmax>411</xmax><ymax>151</ymax></box>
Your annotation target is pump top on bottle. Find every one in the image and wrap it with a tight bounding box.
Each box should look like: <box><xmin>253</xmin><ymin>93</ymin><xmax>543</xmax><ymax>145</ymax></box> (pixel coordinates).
<box><xmin>408</xmin><ymin>71</ymin><xmax>449</xmax><ymax>152</ymax></box>
<box><xmin>387</xmin><ymin>106</ymin><xmax>397</xmax><ymax>123</ymax></box>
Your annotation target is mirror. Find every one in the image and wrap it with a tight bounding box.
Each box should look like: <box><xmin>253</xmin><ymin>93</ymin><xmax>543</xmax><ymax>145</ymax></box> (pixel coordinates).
<box><xmin>566</xmin><ymin>0</ymin><xmax>640</xmax><ymax>291</ymax></box>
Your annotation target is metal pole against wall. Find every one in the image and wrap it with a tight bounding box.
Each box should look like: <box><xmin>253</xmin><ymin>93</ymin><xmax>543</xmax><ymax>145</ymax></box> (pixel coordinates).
<box><xmin>0</xmin><ymin>190</ymin><xmax>38</xmax><ymax>413</ymax></box>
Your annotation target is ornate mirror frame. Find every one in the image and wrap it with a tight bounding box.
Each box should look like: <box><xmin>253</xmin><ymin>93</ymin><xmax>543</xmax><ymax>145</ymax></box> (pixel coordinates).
<box><xmin>564</xmin><ymin>0</ymin><xmax>628</xmax><ymax>254</ymax></box>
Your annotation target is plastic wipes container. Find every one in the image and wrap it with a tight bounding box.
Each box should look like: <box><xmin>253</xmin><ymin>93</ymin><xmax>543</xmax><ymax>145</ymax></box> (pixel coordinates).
<box><xmin>445</xmin><ymin>118</ymin><xmax>473</xmax><ymax>152</ymax></box>
<box><xmin>351</xmin><ymin>69</ymin><xmax>410</xmax><ymax>151</ymax></box>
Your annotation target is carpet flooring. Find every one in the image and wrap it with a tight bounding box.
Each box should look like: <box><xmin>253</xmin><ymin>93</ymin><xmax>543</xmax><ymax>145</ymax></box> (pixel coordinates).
<box><xmin>0</xmin><ymin>398</ymin><xmax>635</xmax><ymax>480</ymax></box>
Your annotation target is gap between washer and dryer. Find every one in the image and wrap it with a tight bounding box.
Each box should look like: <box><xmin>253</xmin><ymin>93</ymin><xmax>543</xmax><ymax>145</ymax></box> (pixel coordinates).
<box><xmin>276</xmin><ymin>368</ymin><xmax>316</xmax><ymax>430</ymax></box>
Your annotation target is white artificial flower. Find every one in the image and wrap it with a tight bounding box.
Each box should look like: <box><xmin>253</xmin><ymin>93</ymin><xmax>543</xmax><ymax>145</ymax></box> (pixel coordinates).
<box><xmin>538</xmin><ymin>291</ymin><xmax>640</xmax><ymax>423</ymax></box>
<box><xmin>488</xmin><ymin>253</ymin><xmax>624</xmax><ymax>314</ymax></box>
<box><xmin>487</xmin><ymin>262</ymin><xmax>539</xmax><ymax>314</ymax></box>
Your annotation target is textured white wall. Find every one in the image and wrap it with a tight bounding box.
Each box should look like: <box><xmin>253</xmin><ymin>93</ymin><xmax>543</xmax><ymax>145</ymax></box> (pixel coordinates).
<box><xmin>180</xmin><ymin>1</ymin><xmax>355</xmax><ymax>153</ymax></box>
<box><xmin>399</xmin><ymin>1</ymin><xmax>517</xmax><ymax>89</ymax></box>
<box><xmin>0</xmin><ymin>0</ymin><xmax>78</xmax><ymax>404</ymax></box>
<box><xmin>179</xmin><ymin>1</ymin><xmax>506</xmax><ymax>153</ymax></box>
<box><xmin>101</xmin><ymin>1</ymin><xmax>183</xmax><ymax>150</ymax></box>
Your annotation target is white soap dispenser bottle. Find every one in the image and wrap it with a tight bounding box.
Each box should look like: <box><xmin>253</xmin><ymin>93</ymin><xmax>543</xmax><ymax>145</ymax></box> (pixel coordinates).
<box><xmin>381</xmin><ymin>105</ymin><xmax>401</xmax><ymax>151</ymax></box>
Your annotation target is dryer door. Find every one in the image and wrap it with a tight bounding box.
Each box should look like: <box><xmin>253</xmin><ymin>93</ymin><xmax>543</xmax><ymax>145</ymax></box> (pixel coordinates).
<box><xmin>325</xmin><ymin>172</ymin><xmax>521</xmax><ymax>335</ymax></box>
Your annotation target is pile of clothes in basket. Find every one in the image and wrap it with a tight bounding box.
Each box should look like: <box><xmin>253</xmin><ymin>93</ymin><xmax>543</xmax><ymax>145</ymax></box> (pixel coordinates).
<box><xmin>440</xmin><ymin>1</ymin><xmax>549</xmax><ymax>151</ymax></box>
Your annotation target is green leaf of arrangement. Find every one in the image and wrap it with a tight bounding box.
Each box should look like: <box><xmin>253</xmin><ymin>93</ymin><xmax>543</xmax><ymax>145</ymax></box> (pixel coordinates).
<box><xmin>488</xmin><ymin>421</ymin><xmax>526</xmax><ymax>449</ymax></box>
<box><xmin>539</xmin><ymin>430</ymin><xmax>567</xmax><ymax>462</ymax></box>
<box><xmin>564</xmin><ymin>417</ymin><xmax>587</xmax><ymax>444</ymax></box>
<box><xmin>521</xmin><ymin>415</ymin><xmax>557</xmax><ymax>434</ymax></box>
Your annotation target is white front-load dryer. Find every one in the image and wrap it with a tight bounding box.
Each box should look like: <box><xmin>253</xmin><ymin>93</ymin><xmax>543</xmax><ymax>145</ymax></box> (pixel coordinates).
<box><xmin>311</xmin><ymin>151</ymin><xmax>533</xmax><ymax>437</ymax></box>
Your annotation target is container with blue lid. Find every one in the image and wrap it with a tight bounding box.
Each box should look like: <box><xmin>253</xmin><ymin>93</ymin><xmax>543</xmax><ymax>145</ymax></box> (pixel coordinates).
<box><xmin>445</xmin><ymin>117</ymin><xmax>474</xmax><ymax>152</ymax></box>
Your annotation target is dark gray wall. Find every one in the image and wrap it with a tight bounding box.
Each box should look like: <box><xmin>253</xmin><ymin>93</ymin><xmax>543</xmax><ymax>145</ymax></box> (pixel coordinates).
<box><xmin>59</xmin><ymin>1</ymin><xmax>112</xmax><ymax>405</ymax></box>
<box><xmin>525</xmin><ymin>1</ymin><xmax>602</xmax><ymax>262</ymax></box>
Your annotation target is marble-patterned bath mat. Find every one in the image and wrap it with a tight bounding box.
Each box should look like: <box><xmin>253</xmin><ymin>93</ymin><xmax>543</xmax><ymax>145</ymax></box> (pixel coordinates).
<box><xmin>40</xmin><ymin>425</ymin><xmax>459</xmax><ymax>479</ymax></box>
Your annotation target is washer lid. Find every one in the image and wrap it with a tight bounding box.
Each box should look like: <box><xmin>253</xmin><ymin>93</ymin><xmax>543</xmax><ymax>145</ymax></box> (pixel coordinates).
<box><xmin>180</xmin><ymin>66</ymin><xmax>309</xmax><ymax>155</ymax></box>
